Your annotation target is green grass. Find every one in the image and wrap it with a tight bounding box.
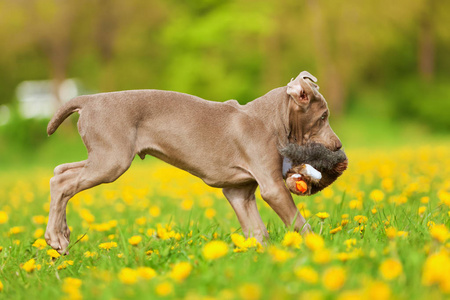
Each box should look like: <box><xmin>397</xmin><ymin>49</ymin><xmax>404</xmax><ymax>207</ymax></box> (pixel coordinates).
<box><xmin>0</xmin><ymin>144</ymin><xmax>449</xmax><ymax>299</ymax></box>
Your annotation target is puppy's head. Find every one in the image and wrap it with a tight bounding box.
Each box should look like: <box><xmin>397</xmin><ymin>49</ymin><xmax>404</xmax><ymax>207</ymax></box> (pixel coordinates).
<box><xmin>280</xmin><ymin>143</ymin><xmax>348</xmax><ymax>195</ymax></box>
<box><xmin>286</xmin><ymin>71</ymin><xmax>342</xmax><ymax>152</ymax></box>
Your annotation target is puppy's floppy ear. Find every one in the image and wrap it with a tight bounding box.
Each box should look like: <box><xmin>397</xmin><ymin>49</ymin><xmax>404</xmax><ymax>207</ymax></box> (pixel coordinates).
<box><xmin>287</xmin><ymin>71</ymin><xmax>319</xmax><ymax>106</ymax></box>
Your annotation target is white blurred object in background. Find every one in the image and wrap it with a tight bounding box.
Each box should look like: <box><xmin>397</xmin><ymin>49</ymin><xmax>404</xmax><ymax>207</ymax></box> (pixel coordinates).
<box><xmin>0</xmin><ymin>105</ymin><xmax>10</xmax><ymax>126</ymax></box>
<box><xmin>16</xmin><ymin>79</ymin><xmax>81</xmax><ymax>119</ymax></box>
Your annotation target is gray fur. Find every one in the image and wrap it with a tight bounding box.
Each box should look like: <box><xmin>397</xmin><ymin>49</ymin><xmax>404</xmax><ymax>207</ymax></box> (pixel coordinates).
<box><xmin>279</xmin><ymin>143</ymin><xmax>347</xmax><ymax>172</ymax></box>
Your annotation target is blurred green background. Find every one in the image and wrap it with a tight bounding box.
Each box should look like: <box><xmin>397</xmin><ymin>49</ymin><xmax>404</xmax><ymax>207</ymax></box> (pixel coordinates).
<box><xmin>0</xmin><ymin>0</ymin><xmax>449</xmax><ymax>169</ymax></box>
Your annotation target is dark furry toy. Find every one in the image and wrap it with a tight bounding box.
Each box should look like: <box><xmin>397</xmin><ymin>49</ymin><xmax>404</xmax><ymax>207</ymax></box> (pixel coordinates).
<box><xmin>280</xmin><ymin>143</ymin><xmax>348</xmax><ymax>195</ymax></box>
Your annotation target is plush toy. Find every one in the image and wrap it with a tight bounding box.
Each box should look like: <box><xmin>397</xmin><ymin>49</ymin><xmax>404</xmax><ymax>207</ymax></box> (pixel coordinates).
<box><xmin>280</xmin><ymin>143</ymin><xmax>348</xmax><ymax>195</ymax></box>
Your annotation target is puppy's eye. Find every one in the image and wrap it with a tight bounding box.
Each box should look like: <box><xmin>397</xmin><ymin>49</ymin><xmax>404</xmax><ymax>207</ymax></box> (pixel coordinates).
<box><xmin>321</xmin><ymin>112</ymin><xmax>327</xmax><ymax>120</ymax></box>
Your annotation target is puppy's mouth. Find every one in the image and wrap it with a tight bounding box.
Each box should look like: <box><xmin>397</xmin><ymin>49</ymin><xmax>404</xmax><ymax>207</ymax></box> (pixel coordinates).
<box><xmin>280</xmin><ymin>143</ymin><xmax>348</xmax><ymax>195</ymax></box>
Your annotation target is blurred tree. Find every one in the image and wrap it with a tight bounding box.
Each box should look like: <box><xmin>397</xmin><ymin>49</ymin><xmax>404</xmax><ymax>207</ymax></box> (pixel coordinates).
<box><xmin>418</xmin><ymin>0</ymin><xmax>435</xmax><ymax>82</ymax></box>
<box><xmin>25</xmin><ymin>0</ymin><xmax>81</xmax><ymax>104</ymax></box>
<box><xmin>0</xmin><ymin>0</ymin><xmax>449</xmax><ymax>125</ymax></box>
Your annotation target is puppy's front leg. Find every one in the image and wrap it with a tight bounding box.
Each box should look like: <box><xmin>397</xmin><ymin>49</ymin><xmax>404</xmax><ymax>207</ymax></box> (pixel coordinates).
<box><xmin>222</xmin><ymin>183</ymin><xmax>269</xmax><ymax>244</ymax></box>
<box><xmin>259</xmin><ymin>179</ymin><xmax>312</xmax><ymax>234</ymax></box>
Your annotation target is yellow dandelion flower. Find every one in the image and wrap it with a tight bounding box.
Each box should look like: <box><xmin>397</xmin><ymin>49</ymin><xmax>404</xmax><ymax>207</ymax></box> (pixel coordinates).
<box><xmin>322</xmin><ymin>188</ymin><xmax>334</xmax><ymax>199</ymax></box>
<box><xmin>438</xmin><ymin>190</ymin><xmax>450</xmax><ymax>206</ymax></box>
<box><xmin>397</xmin><ymin>231</ymin><xmax>408</xmax><ymax>238</ymax></box>
<box><xmin>169</xmin><ymin>262</ymin><xmax>192</xmax><ymax>282</ymax></box>
<box><xmin>202</xmin><ymin>240</ymin><xmax>228</xmax><ymax>260</ymax></box>
<box><xmin>47</xmin><ymin>249</ymin><xmax>61</xmax><ymax>259</ymax></box>
<box><xmin>420</xmin><ymin>196</ymin><xmax>430</xmax><ymax>204</ymax></box>
<box><xmin>205</xmin><ymin>208</ymin><xmax>216</xmax><ymax>219</ymax></box>
<box><xmin>0</xmin><ymin>279</ymin><xmax>3</xmax><ymax>292</ymax></box>
<box><xmin>32</xmin><ymin>238</ymin><xmax>47</xmax><ymax>250</ymax></box>
<box><xmin>57</xmin><ymin>260</ymin><xmax>74</xmax><ymax>270</ymax></box>
<box><xmin>84</xmin><ymin>251</ymin><xmax>97</xmax><ymax>258</ymax></box>
<box><xmin>135</xmin><ymin>216</ymin><xmax>147</xmax><ymax>226</ymax></box>
<box><xmin>354</xmin><ymin>215</ymin><xmax>368</xmax><ymax>224</ymax></box>
<box><xmin>330</xmin><ymin>226</ymin><xmax>342</xmax><ymax>234</ymax></box>
<box><xmin>128</xmin><ymin>235</ymin><xmax>142</xmax><ymax>246</ymax></box>
<box><xmin>98</xmin><ymin>241</ymin><xmax>118</xmax><ymax>250</ymax></box>
<box><xmin>313</xmin><ymin>249</ymin><xmax>331</xmax><ymax>264</ymax></box>
<box><xmin>430</xmin><ymin>224</ymin><xmax>449</xmax><ymax>243</ymax></box>
<box><xmin>181</xmin><ymin>199</ymin><xmax>194</xmax><ymax>210</ymax></box>
<box><xmin>62</xmin><ymin>277</ymin><xmax>82</xmax><ymax>289</ymax></box>
<box><xmin>418</xmin><ymin>206</ymin><xmax>427</xmax><ymax>216</ymax></box>
<box><xmin>79</xmin><ymin>209</ymin><xmax>95</xmax><ymax>224</ymax></box>
<box><xmin>149</xmin><ymin>206</ymin><xmax>161</xmax><ymax>217</ymax></box>
<box><xmin>365</xmin><ymin>280</ymin><xmax>391</xmax><ymax>300</ymax></box>
<box><xmin>268</xmin><ymin>246</ymin><xmax>293</xmax><ymax>263</ymax></box>
<box><xmin>0</xmin><ymin>211</ymin><xmax>8</xmax><ymax>224</ymax></box>
<box><xmin>294</xmin><ymin>266</ymin><xmax>318</xmax><ymax>284</ymax></box>
<box><xmin>381</xmin><ymin>178</ymin><xmax>394</xmax><ymax>192</ymax></box>
<box><xmin>379</xmin><ymin>258</ymin><xmax>403</xmax><ymax>280</ymax></box>
<box><xmin>33</xmin><ymin>228</ymin><xmax>44</xmax><ymax>239</ymax></box>
<box><xmin>137</xmin><ymin>267</ymin><xmax>157</xmax><ymax>280</ymax></box>
<box><xmin>118</xmin><ymin>268</ymin><xmax>138</xmax><ymax>284</ymax></box>
<box><xmin>300</xmin><ymin>208</ymin><xmax>312</xmax><ymax>218</ymax></box>
<box><xmin>336</xmin><ymin>252</ymin><xmax>351</xmax><ymax>262</ymax></box>
<box><xmin>385</xmin><ymin>227</ymin><xmax>397</xmax><ymax>239</ymax></box>
<box><xmin>32</xmin><ymin>215</ymin><xmax>46</xmax><ymax>225</ymax></box>
<box><xmin>315</xmin><ymin>212</ymin><xmax>330</xmax><ymax>220</ymax></box>
<box><xmin>349</xmin><ymin>200</ymin><xmax>363</xmax><ymax>210</ymax></box>
<box><xmin>199</xmin><ymin>197</ymin><xmax>214</xmax><ymax>207</ymax></box>
<box><xmin>238</xmin><ymin>283</ymin><xmax>261</xmax><ymax>300</ymax></box>
<box><xmin>304</xmin><ymin>234</ymin><xmax>324</xmax><ymax>252</ymax></box>
<box><xmin>353</xmin><ymin>225</ymin><xmax>365</xmax><ymax>233</ymax></box>
<box><xmin>21</xmin><ymin>258</ymin><xmax>36</xmax><ymax>272</ymax></box>
<box><xmin>155</xmin><ymin>281</ymin><xmax>173</xmax><ymax>296</ymax></box>
<box><xmin>157</xmin><ymin>226</ymin><xmax>173</xmax><ymax>240</ymax></box>
<box><xmin>322</xmin><ymin>266</ymin><xmax>346</xmax><ymax>291</ymax></box>
<box><xmin>370</xmin><ymin>189</ymin><xmax>385</xmax><ymax>202</ymax></box>
<box><xmin>341</xmin><ymin>219</ymin><xmax>349</xmax><ymax>226</ymax></box>
<box><xmin>62</xmin><ymin>277</ymin><xmax>82</xmax><ymax>300</ymax></box>
<box><xmin>422</xmin><ymin>251</ymin><xmax>450</xmax><ymax>293</ymax></box>
<box><xmin>281</xmin><ymin>231</ymin><xmax>302</xmax><ymax>249</ymax></box>
<box><xmin>344</xmin><ymin>238</ymin><xmax>356</xmax><ymax>249</ymax></box>
<box><xmin>77</xmin><ymin>234</ymin><xmax>89</xmax><ymax>242</ymax></box>
<box><xmin>231</xmin><ymin>234</ymin><xmax>261</xmax><ymax>252</ymax></box>
<box><xmin>9</xmin><ymin>226</ymin><xmax>25</xmax><ymax>235</ymax></box>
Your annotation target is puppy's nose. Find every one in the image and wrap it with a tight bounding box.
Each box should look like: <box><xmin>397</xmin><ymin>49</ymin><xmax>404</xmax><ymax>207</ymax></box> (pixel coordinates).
<box><xmin>335</xmin><ymin>140</ymin><xmax>342</xmax><ymax>151</ymax></box>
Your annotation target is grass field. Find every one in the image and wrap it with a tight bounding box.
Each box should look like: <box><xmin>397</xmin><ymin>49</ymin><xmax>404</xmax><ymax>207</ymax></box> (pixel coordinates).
<box><xmin>0</xmin><ymin>144</ymin><xmax>449</xmax><ymax>300</ymax></box>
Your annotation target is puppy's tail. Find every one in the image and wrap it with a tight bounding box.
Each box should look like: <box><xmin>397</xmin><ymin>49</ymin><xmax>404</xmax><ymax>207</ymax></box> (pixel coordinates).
<box><xmin>47</xmin><ymin>96</ymin><xmax>88</xmax><ymax>136</ymax></box>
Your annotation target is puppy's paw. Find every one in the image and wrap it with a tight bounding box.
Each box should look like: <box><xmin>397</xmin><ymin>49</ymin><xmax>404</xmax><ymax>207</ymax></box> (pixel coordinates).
<box><xmin>45</xmin><ymin>228</ymin><xmax>70</xmax><ymax>255</ymax></box>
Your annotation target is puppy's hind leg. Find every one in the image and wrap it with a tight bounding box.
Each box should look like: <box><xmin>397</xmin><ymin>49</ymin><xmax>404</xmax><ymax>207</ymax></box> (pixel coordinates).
<box><xmin>45</xmin><ymin>152</ymin><xmax>134</xmax><ymax>254</ymax></box>
<box><xmin>223</xmin><ymin>183</ymin><xmax>269</xmax><ymax>244</ymax></box>
<box><xmin>54</xmin><ymin>160</ymin><xmax>87</xmax><ymax>176</ymax></box>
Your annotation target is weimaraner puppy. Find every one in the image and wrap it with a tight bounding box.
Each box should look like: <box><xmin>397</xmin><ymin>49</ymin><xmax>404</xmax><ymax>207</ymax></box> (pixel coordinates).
<box><xmin>45</xmin><ymin>71</ymin><xmax>342</xmax><ymax>253</ymax></box>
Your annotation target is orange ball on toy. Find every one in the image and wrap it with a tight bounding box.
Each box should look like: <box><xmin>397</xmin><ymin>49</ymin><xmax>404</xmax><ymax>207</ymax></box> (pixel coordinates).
<box><xmin>295</xmin><ymin>180</ymin><xmax>308</xmax><ymax>193</ymax></box>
